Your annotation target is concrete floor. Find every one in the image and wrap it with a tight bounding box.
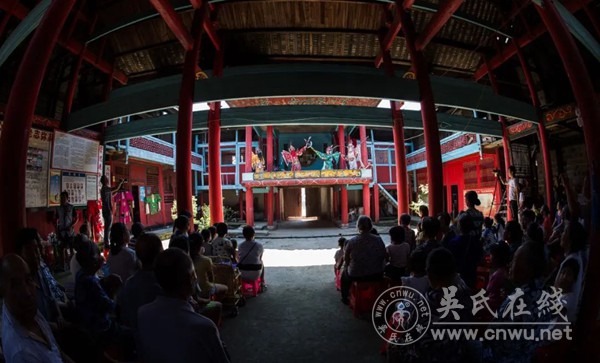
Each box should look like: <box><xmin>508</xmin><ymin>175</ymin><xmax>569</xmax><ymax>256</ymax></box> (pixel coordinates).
<box><xmin>219</xmin><ymin>222</ymin><xmax>388</xmax><ymax>363</ymax></box>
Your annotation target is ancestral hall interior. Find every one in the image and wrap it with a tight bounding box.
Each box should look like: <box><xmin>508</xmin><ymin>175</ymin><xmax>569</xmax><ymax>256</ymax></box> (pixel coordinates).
<box><xmin>0</xmin><ymin>0</ymin><xmax>599</xmax><ymax>361</ymax></box>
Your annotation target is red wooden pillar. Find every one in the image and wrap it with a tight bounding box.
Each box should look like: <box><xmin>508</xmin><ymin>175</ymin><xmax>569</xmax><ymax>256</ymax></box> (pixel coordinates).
<box><xmin>359</xmin><ymin>126</ymin><xmax>370</xmax><ymax>217</ymax></box>
<box><xmin>244</xmin><ymin>126</ymin><xmax>254</xmax><ymax>226</ymax></box>
<box><xmin>338</xmin><ymin>126</ymin><xmax>349</xmax><ymax>226</ymax></box>
<box><xmin>208</xmin><ymin>47</ymin><xmax>224</xmax><ymax>224</ymax></box>
<box><xmin>373</xmin><ymin>183</ymin><xmax>380</xmax><ymax>223</ymax></box>
<box><xmin>176</xmin><ymin>8</ymin><xmax>204</xmax><ymax>217</ymax></box>
<box><xmin>158</xmin><ymin>164</ymin><xmax>167</xmax><ymax>226</ymax></box>
<box><xmin>208</xmin><ymin>102</ymin><xmax>223</xmax><ymax>224</ymax></box>
<box><xmin>266</xmin><ymin>126</ymin><xmax>274</xmax><ymax>227</ymax></box>
<box><xmin>392</xmin><ymin>103</ymin><xmax>409</xmax><ymax>220</ymax></box>
<box><xmin>399</xmin><ymin>8</ymin><xmax>443</xmax><ymax>215</ymax></box>
<box><xmin>486</xmin><ymin>60</ymin><xmax>514</xmax><ymax>220</ymax></box>
<box><xmin>535</xmin><ymin>0</ymin><xmax>600</xmax><ymax>346</ymax></box>
<box><xmin>0</xmin><ymin>0</ymin><xmax>77</xmax><ymax>255</ymax></box>
<box><xmin>514</xmin><ymin>42</ymin><xmax>554</xmax><ymax>209</ymax></box>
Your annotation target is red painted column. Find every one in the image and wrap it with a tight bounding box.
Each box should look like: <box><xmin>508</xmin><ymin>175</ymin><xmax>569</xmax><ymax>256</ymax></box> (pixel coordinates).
<box><xmin>392</xmin><ymin>103</ymin><xmax>410</xmax><ymax>220</ymax></box>
<box><xmin>514</xmin><ymin>42</ymin><xmax>554</xmax><ymax>209</ymax></box>
<box><xmin>494</xmin><ymin>148</ymin><xmax>503</xmax><ymax>216</ymax></box>
<box><xmin>208</xmin><ymin>102</ymin><xmax>223</xmax><ymax>224</ymax></box>
<box><xmin>399</xmin><ymin>8</ymin><xmax>443</xmax><ymax>215</ymax></box>
<box><xmin>244</xmin><ymin>126</ymin><xmax>254</xmax><ymax>226</ymax></box>
<box><xmin>359</xmin><ymin>126</ymin><xmax>370</xmax><ymax>217</ymax></box>
<box><xmin>266</xmin><ymin>126</ymin><xmax>274</xmax><ymax>227</ymax></box>
<box><xmin>208</xmin><ymin>46</ymin><xmax>224</xmax><ymax>224</ymax></box>
<box><xmin>158</xmin><ymin>163</ymin><xmax>167</xmax><ymax>226</ymax></box>
<box><xmin>373</xmin><ymin>183</ymin><xmax>380</xmax><ymax>223</ymax></box>
<box><xmin>535</xmin><ymin>0</ymin><xmax>600</xmax><ymax>346</ymax></box>
<box><xmin>0</xmin><ymin>0</ymin><xmax>77</xmax><ymax>255</ymax></box>
<box><xmin>486</xmin><ymin>60</ymin><xmax>514</xmax><ymax>220</ymax></box>
<box><xmin>176</xmin><ymin>9</ymin><xmax>204</xmax><ymax>216</ymax></box>
<box><xmin>338</xmin><ymin>126</ymin><xmax>349</xmax><ymax>226</ymax></box>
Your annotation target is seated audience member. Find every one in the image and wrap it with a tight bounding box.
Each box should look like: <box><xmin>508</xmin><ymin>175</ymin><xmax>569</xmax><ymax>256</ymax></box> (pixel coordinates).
<box><xmin>540</xmin><ymin>206</ymin><xmax>553</xmax><ymax>242</ymax></box>
<box><xmin>16</xmin><ymin>228</ymin><xmax>67</xmax><ymax>323</ymax></box>
<box><xmin>189</xmin><ymin>233</ymin><xmax>228</xmax><ymax>301</ymax></box>
<box><xmin>444</xmin><ymin>214</ymin><xmax>483</xmax><ymax>290</ymax></box>
<box><xmin>172</xmin><ymin>216</ymin><xmax>190</xmax><ymax>238</ymax></box>
<box><xmin>71</xmin><ymin>224</ymin><xmax>99</xmax><ymax>279</ymax></box>
<box><xmin>461</xmin><ymin>190</ymin><xmax>484</xmax><ymax>235</ymax></box>
<box><xmin>340</xmin><ymin>216</ymin><xmax>386</xmax><ymax>305</ymax></box>
<box><xmin>415</xmin><ymin>217</ymin><xmax>441</xmax><ymax>258</ymax></box>
<box><xmin>384</xmin><ymin>226</ymin><xmax>410</xmax><ymax>281</ymax></box>
<box><xmin>389</xmin><ymin>248</ymin><xmax>474</xmax><ymax>362</ymax></box>
<box><xmin>494</xmin><ymin>213</ymin><xmax>505</xmax><ymax>242</ymax></box>
<box><xmin>481</xmin><ymin>217</ymin><xmax>498</xmax><ymax>252</ymax></box>
<box><xmin>137</xmin><ymin>248</ymin><xmax>230</xmax><ymax>363</ymax></box>
<box><xmin>555</xmin><ymin>258</ymin><xmax>579</xmax><ymax>324</ymax></box>
<box><xmin>554</xmin><ymin>221</ymin><xmax>587</xmax><ymax>322</ymax></box>
<box><xmin>107</xmin><ymin>223</ymin><xmax>137</xmax><ymax>282</ymax></box>
<box><xmin>485</xmin><ymin>243</ymin><xmax>552</xmax><ymax>362</ymax></box>
<box><xmin>201</xmin><ymin>228</ymin><xmax>213</xmax><ymax>256</ymax></box>
<box><xmin>212</xmin><ymin>223</ymin><xmax>233</xmax><ymax>257</ymax></box>
<box><xmin>129</xmin><ymin>222</ymin><xmax>145</xmax><ymax>250</ymax></box>
<box><xmin>209</xmin><ymin>226</ymin><xmax>218</xmax><ymax>244</ymax></box>
<box><xmin>334</xmin><ymin>237</ymin><xmax>346</xmax><ymax>273</ymax></box>
<box><xmin>525</xmin><ymin>222</ymin><xmax>544</xmax><ymax>246</ymax></box>
<box><xmin>520</xmin><ymin>209</ymin><xmax>537</xmax><ymax>232</ymax></box>
<box><xmin>503</xmin><ymin>220</ymin><xmax>523</xmax><ymax>257</ymax></box>
<box><xmin>238</xmin><ymin>226</ymin><xmax>266</xmax><ymax>291</ymax></box>
<box><xmin>486</xmin><ymin>242</ymin><xmax>512</xmax><ymax>314</ymax></box>
<box><xmin>400</xmin><ymin>213</ymin><xmax>417</xmax><ymax>251</ymax></box>
<box><xmin>169</xmin><ymin>234</ymin><xmax>190</xmax><ymax>254</ymax></box>
<box><xmin>438</xmin><ymin>212</ymin><xmax>457</xmax><ymax>246</ymax></box>
<box><xmin>119</xmin><ymin>233</ymin><xmax>164</xmax><ymax>329</ymax></box>
<box><xmin>400</xmin><ymin>249</ymin><xmax>429</xmax><ymax>294</ymax></box>
<box><xmin>415</xmin><ymin>205</ymin><xmax>429</xmax><ymax>245</ymax></box>
<box><xmin>1</xmin><ymin>254</ymin><xmax>73</xmax><ymax>363</ymax></box>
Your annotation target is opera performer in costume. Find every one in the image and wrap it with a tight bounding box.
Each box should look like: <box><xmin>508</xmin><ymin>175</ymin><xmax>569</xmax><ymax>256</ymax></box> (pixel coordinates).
<box><xmin>281</xmin><ymin>138</ymin><xmax>311</xmax><ymax>171</ymax></box>
<box><xmin>311</xmin><ymin>145</ymin><xmax>341</xmax><ymax>170</ymax></box>
<box><xmin>251</xmin><ymin>148</ymin><xmax>265</xmax><ymax>172</ymax></box>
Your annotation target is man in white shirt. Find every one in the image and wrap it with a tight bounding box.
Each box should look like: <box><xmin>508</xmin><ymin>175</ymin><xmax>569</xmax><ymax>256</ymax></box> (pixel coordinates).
<box><xmin>237</xmin><ymin>226</ymin><xmax>266</xmax><ymax>289</ymax></box>
<box><xmin>137</xmin><ymin>248</ymin><xmax>230</xmax><ymax>363</ymax></box>
<box><xmin>497</xmin><ymin>165</ymin><xmax>519</xmax><ymax>221</ymax></box>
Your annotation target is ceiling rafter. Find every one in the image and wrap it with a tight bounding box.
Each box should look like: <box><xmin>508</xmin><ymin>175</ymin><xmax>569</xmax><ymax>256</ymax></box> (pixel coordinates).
<box><xmin>0</xmin><ymin>0</ymin><xmax>127</xmax><ymax>84</ymax></box>
<box><xmin>473</xmin><ymin>0</ymin><xmax>591</xmax><ymax>81</ymax></box>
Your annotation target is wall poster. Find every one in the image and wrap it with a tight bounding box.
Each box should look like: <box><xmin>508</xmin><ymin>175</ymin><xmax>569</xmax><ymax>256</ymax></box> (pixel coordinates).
<box><xmin>1</xmin><ymin>122</ymin><xmax>52</xmax><ymax>208</ymax></box>
<box><xmin>62</xmin><ymin>172</ymin><xmax>87</xmax><ymax>206</ymax></box>
<box><xmin>86</xmin><ymin>174</ymin><xmax>98</xmax><ymax>202</ymax></box>
<box><xmin>48</xmin><ymin>169</ymin><xmax>61</xmax><ymax>206</ymax></box>
<box><xmin>52</xmin><ymin>131</ymin><xmax>99</xmax><ymax>173</ymax></box>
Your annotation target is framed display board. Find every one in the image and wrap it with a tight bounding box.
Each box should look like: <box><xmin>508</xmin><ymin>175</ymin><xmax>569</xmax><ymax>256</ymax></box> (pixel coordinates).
<box><xmin>62</xmin><ymin>172</ymin><xmax>87</xmax><ymax>206</ymax></box>
<box><xmin>0</xmin><ymin>122</ymin><xmax>52</xmax><ymax>208</ymax></box>
<box><xmin>52</xmin><ymin>131</ymin><xmax>99</xmax><ymax>173</ymax></box>
<box><xmin>48</xmin><ymin>169</ymin><xmax>61</xmax><ymax>206</ymax></box>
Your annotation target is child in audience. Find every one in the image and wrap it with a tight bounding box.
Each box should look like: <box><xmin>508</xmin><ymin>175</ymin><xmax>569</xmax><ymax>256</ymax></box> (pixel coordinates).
<box><xmin>385</xmin><ymin>226</ymin><xmax>410</xmax><ymax>281</ymax></box>
<box><xmin>400</xmin><ymin>250</ymin><xmax>429</xmax><ymax>294</ymax></box>
<box><xmin>482</xmin><ymin>217</ymin><xmax>498</xmax><ymax>252</ymax></box>
<box><xmin>400</xmin><ymin>213</ymin><xmax>416</xmax><ymax>251</ymax></box>
<box><xmin>486</xmin><ymin>242</ymin><xmax>512</xmax><ymax>314</ymax></box>
<box><xmin>129</xmin><ymin>222</ymin><xmax>144</xmax><ymax>250</ymax></box>
<box><xmin>494</xmin><ymin>213</ymin><xmax>505</xmax><ymax>241</ymax></box>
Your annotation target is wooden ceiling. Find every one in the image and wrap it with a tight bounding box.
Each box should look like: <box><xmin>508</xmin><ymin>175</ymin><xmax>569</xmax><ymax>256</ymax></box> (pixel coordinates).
<box><xmin>91</xmin><ymin>0</ymin><xmax>510</xmax><ymax>80</ymax></box>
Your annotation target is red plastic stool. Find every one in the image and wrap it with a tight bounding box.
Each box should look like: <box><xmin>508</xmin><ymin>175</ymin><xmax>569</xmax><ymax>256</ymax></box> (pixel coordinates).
<box><xmin>349</xmin><ymin>280</ymin><xmax>387</xmax><ymax>318</ymax></box>
<box><xmin>241</xmin><ymin>277</ymin><xmax>261</xmax><ymax>297</ymax></box>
